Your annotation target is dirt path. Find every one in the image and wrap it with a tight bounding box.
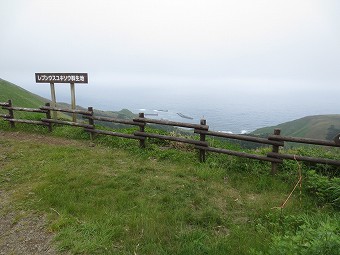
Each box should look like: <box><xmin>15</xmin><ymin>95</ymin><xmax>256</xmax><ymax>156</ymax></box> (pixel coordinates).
<box><xmin>0</xmin><ymin>130</ymin><xmax>87</xmax><ymax>147</ymax></box>
<box><xmin>0</xmin><ymin>186</ymin><xmax>57</xmax><ymax>255</ymax></box>
<box><xmin>0</xmin><ymin>131</ymin><xmax>80</xmax><ymax>254</ymax></box>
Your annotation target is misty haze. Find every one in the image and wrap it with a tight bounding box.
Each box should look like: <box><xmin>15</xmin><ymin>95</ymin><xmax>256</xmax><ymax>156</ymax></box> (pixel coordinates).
<box><xmin>1</xmin><ymin>1</ymin><xmax>340</xmax><ymax>255</ymax></box>
<box><xmin>1</xmin><ymin>1</ymin><xmax>339</xmax><ymax>133</ymax></box>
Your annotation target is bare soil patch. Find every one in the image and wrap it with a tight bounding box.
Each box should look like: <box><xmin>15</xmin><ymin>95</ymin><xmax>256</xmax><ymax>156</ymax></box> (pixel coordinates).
<box><xmin>0</xmin><ymin>130</ymin><xmax>86</xmax><ymax>147</ymax></box>
<box><xmin>0</xmin><ymin>189</ymin><xmax>57</xmax><ymax>255</ymax></box>
<box><xmin>0</xmin><ymin>131</ymin><xmax>69</xmax><ymax>254</ymax></box>
<box><xmin>0</xmin><ymin>211</ymin><xmax>57</xmax><ymax>255</ymax></box>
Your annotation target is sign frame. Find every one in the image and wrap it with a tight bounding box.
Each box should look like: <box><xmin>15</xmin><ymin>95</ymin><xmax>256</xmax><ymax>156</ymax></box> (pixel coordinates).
<box><xmin>35</xmin><ymin>73</ymin><xmax>88</xmax><ymax>121</ymax></box>
<box><xmin>35</xmin><ymin>73</ymin><xmax>88</xmax><ymax>84</ymax></box>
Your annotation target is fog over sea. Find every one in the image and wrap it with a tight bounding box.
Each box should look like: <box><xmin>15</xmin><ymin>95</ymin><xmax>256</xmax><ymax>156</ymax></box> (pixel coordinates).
<box><xmin>26</xmin><ymin>78</ymin><xmax>339</xmax><ymax>134</ymax></box>
<box><xmin>2</xmin><ymin>0</ymin><xmax>339</xmax><ymax>135</ymax></box>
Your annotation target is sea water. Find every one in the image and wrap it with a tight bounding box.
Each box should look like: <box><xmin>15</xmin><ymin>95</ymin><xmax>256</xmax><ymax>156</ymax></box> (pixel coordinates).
<box><xmin>28</xmin><ymin>83</ymin><xmax>340</xmax><ymax>134</ymax></box>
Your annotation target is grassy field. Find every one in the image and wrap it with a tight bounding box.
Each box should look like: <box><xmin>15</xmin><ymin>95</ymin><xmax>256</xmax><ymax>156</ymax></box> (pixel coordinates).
<box><xmin>1</xmin><ymin>78</ymin><xmax>340</xmax><ymax>254</ymax></box>
<box><xmin>1</xmin><ymin>119</ymin><xmax>339</xmax><ymax>254</ymax></box>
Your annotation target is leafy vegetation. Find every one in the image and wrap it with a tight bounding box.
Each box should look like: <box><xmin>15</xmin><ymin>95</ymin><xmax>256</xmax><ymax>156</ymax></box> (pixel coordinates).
<box><xmin>252</xmin><ymin>115</ymin><xmax>340</xmax><ymax>141</ymax></box>
<box><xmin>0</xmin><ymin>78</ymin><xmax>47</xmax><ymax>107</ymax></box>
<box><xmin>252</xmin><ymin>213</ymin><xmax>340</xmax><ymax>255</ymax></box>
<box><xmin>0</xmin><ymin>78</ymin><xmax>186</xmax><ymax>134</ymax></box>
<box><xmin>306</xmin><ymin>170</ymin><xmax>340</xmax><ymax>209</ymax></box>
<box><xmin>1</xmin><ymin>79</ymin><xmax>339</xmax><ymax>254</ymax></box>
<box><xmin>1</xmin><ymin>117</ymin><xmax>339</xmax><ymax>254</ymax></box>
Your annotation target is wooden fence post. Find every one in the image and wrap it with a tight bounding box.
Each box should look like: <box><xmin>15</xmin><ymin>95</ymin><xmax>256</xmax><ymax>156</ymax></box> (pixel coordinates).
<box><xmin>199</xmin><ymin>119</ymin><xmax>207</xmax><ymax>162</ymax></box>
<box><xmin>70</xmin><ymin>82</ymin><xmax>77</xmax><ymax>122</ymax></box>
<box><xmin>87</xmin><ymin>107</ymin><xmax>95</xmax><ymax>140</ymax></box>
<box><xmin>7</xmin><ymin>99</ymin><xmax>15</xmax><ymax>128</ymax></box>
<box><xmin>138</xmin><ymin>112</ymin><xmax>146</xmax><ymax>148</ymax></box>
<box><xmin>271</xmin><ymin>128</ymin><xmax>281</xmax><ymax>175</ymax></box>
<box><xmin>44</xmin><ymin>103</ymin><xmax>52</xmax><ymax>132</ymax></box>
<box><xmin>334</xmin><ymin>133</ymin><xmax>340</xmax><ymax>145</ymax></box>
<box><xmin>50</xmin><ymin>82</ymin><xmax>57</xmax><ymax>120</ymax></box>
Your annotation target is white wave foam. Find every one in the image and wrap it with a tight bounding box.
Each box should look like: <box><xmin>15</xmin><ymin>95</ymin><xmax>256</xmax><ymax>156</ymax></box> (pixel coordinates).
<box><xmin>217</xmin><ymin>131</ymin><xmax>233</xmax><ymax>134</ymax></box>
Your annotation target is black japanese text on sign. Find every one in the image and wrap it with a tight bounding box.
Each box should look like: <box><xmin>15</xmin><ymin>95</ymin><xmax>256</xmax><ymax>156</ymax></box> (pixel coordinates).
<box><xmin>35</xmin><ymin>73</ymin><xmax>88</xmax><ymax>83</ymax></box>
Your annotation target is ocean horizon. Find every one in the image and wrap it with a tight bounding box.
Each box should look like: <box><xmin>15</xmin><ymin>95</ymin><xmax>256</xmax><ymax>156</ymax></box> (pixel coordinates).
<box><xmin>23</xmin><ymin>81</ymin><xmax>340</xmax><ymax>134</ymax></box>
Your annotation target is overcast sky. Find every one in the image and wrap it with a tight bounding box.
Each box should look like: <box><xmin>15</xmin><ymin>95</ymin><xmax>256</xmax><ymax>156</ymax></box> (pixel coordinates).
<box><xmin>1</xmin><ymin>0</ymin><xmax>339</xmax><ymax>97</ymax></box>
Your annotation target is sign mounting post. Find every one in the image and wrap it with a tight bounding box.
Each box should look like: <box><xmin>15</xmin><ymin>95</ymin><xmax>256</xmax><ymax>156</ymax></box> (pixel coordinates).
<box><xmin>70</xmin><ymin>82</ymin><xmax>76</xmax><ymax>122</ymax></box>
<box><xmin>35</xmin><ymin>73</ymin><xmax>88</xmax><ymax>122</ymax></box>
<box><xmin>50</xmin><ymin>82</ymin><xmax>57</xmax><ymax>119</ymax></box>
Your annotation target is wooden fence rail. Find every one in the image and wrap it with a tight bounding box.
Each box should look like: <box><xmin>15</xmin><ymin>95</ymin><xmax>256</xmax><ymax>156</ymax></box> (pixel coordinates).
<box><xmin>133</xmin><ymin>116</ymin><xmax>209</xmax><ymax>130</ymax></box>
<box><xmin>134</xmin><ymin>131</ymin><xmax>208</xmax><ymax>147</ymax></box>
<box><xmin>195</xmin><ymin>145</ymin><xmax>282</xmax><ymax>163</ymax></box>
<box><xmin>195</xmin><ymin>129</ymin><xmax>284</xmax><ymax>146</ymax></box>
<box><xmin>267</xmin><ymin>152</ymin><xmax>340</xmax><ymax>166</ymax></box>
<box><xmin>1</xmin><ymin>99</ymin><xmax>340</xmax><ymax>172</ymax></box>
<box><xmin>84</xmin><ymin>115</ymin><xmax>144</xmax><ymax>126</ymax></box>
<box><xmin>0</xmin><ymin>114</ymin><xmax>10</xmax><ymax>118</ymax></box>
<box><xmin>40</xmin><ymin>106</ymin><xmax>93</xmax><ymax>116</ymax></box>
<box><xmin>268</xmin><ymin>134</ymin><xmax>340</xmax><ymax>147</ymax></box>
<box><xmin>3</xmin><ymin>106</ymin><xmax>46</xmax><ymax>113</ymax></box>
<box><xmin>0</xmin><ymin>102</ymin><xmax>10</xmax><ymax>107</ymax></box>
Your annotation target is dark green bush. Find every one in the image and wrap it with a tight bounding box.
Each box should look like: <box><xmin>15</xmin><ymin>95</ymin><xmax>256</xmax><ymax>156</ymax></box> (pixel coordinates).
<box><xmin>306</xmin><ymin>170</ymin><xmax>340</xmax><ymax>209</ymax></box>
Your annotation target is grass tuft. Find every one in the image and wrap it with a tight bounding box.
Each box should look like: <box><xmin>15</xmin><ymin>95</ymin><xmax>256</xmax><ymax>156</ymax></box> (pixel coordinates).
<box><xmin>0</xmin><ymin>120</ymin><xmax>339</xmax><ymax>254</ymax></box>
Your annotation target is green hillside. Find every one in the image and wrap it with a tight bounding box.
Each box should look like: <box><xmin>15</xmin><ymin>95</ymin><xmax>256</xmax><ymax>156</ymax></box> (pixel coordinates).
<box><xmin>0</xmin><ymin>78</ymin><xmax>136</xmax><ymax>121</ymax></box>
<box><xmin>2</xmin><ymin>77</ymin><xmax>339</xmax><ymax>140</ymax></box>
<box><xmin>0</xmin><ymin>78</ymin><xmax>47</xmax><ymax>107</ymax></box>
<box><xmin>1</xmin><ymin>78</ymin><xmax>340</xmax><ymax>254</ymax></box>
<box><xmin>252</xmin><ymin>115</ymin><xmax>340</xmax><ymax>140</ymax></box>
<box><xmin>0</xmin><ymin>79</ymin><xmax>178</xmax><ymax>132</ymax></box>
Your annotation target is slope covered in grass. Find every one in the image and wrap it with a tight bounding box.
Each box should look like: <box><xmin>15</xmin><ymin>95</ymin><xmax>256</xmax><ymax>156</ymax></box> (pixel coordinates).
<box><xmin>0</xmin><ymin>79</ymin><xmax>136</xmax><ymax>123</ymax></box>
<box><xmin>1</xmin><ymin>79</ymin><xmax>340</xmax><ymax>254</ymax></box>
<box><xmin>0</xmin><ymin>78</ymin><xmax>47</xmax><ymax>107</ymax></box>
<box><xmin>252</xmin><ymin>115</ymin><xmax>340</xmax><ymax>140</ymax></box>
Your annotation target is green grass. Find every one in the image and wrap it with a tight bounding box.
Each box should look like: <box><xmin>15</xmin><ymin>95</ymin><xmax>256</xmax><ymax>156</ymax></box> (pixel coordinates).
<box><xmin>0</xmin><ymin>78</ymin><xmax>47</xmax><ymax>107</ymax></box>
<box><xmin>1</xmin><ymin>120</ymin><xmax>339</xmax><ymax>254</ymax></box>
<box><xmin>0</xmin><ymin>78</ymin><xmax>136</xmax><ymax>124</ymax></box>
<box><xmin>0</xmin><ymin>78</ymin><xmax>53</xmax><ymax>121</ymax></box>
<box><xmin>252</xmin><ymin>115</ymin><xmax>340</xmax><ymax>140</ymax></box>
<box><xmin>1</xmin><ymin>79</ymin><xmax>339</xmax><ymax>254</ymax></box>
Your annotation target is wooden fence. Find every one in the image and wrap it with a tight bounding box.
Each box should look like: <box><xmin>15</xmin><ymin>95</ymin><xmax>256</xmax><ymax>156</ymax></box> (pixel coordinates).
<box><xmin>1</xmin><ymin>99</ymin><xmax>340</xmax><ymax>173</ymax></box>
